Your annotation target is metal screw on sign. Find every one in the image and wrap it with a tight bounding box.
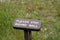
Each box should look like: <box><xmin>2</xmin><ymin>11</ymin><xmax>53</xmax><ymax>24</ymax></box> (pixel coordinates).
<box><xmin>13</xmin><ymin>18</ymin><xmax>41</xmax><ymax>40</ymax></box>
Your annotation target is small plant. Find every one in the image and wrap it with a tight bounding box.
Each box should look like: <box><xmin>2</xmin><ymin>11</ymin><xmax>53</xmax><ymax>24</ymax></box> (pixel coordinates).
<box><xmin>26</xmin><ymin>6</ymin><xmax>36</xmax><ymax>12</ymax></box>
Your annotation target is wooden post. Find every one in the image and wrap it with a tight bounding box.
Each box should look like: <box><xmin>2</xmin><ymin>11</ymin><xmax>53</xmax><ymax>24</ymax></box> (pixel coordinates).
<box><xmin>24</xmin><ymin>30</ymin><xmax>32</xmax><ymax>40</ymax></box>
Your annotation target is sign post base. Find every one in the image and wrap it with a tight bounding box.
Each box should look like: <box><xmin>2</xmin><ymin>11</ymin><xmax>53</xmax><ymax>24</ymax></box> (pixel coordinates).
<box><xmin>24</xmin><ymin>30</ymin><xmax>32</xmax><ymax>40</ymax></box>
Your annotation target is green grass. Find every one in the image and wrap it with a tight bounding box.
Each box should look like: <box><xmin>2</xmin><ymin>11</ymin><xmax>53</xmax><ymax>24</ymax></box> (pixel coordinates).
<box><xmin>0</xmin><ymin>0</ymin><xmax>60</xmax><ymax>40</ymax></box>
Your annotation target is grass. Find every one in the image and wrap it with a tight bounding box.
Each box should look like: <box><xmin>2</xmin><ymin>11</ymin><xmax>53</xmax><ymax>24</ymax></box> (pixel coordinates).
<box><xmin>0</xmin><ymin>0</ymin><xmax>60</xmax><ymax>40</ymax></box>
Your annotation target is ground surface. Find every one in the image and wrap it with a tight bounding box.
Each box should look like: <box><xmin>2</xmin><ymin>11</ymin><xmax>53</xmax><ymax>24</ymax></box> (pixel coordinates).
<box><xmin>0</xmin><ymin>0</ymin><xmax>60</xmax><ymax>40</ymax></box>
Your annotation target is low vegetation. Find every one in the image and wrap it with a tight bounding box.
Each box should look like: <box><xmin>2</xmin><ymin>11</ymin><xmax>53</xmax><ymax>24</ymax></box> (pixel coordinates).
<box><xmin>0</xmin><ymin>0</ymin><xmax>60</xmax><ymax>40</ymax></box>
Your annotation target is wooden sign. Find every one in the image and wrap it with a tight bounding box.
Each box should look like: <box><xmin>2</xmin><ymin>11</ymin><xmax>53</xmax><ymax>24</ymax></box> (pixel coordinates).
<box><xmin>13</xmin><ymin>18</ymin><xmax>41</xmax><ymax>31</ymax></box>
